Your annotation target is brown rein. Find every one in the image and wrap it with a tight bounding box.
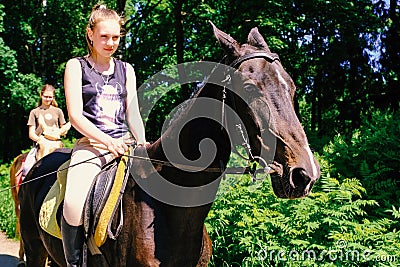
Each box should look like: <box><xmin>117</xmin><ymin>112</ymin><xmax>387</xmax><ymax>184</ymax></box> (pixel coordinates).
<box><xmin>1</xmin><ymin>150</ymin><xmax>273</xmax><ymax>194</ymax></box>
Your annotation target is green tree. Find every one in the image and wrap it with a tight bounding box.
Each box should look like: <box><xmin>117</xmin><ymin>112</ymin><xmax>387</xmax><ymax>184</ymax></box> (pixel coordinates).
<box><xmin>289</xmin><ymin>0</ymin><xmax>382</xmax><ymax>137</ymax></box>
<box><xmin>0</xmin><ymin>0</ymin><xmax>396</xmax><ymax>160</ymax></box>
<box><xmin>375</xmin><ymin>0</ymin><xmax>400</xmax><ymax>110</ymax></box>
<box><xmin>0</xmin><ymin>4</ymin><xmax>41</xmax><ymax>161</ymax></box>
<box><xmin>0</xmin><ymin>0</ymin><xmax>116</xmax><ymax>161</ymax></box>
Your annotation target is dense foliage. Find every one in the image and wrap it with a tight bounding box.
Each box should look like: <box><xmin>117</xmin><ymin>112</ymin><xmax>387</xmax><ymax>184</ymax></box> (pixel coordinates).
<box><xmin>323</xmin><ymin>109</ymin><xmax>400</xmax><ymax>212</ymax></box>
<box><xmin>0</xmin><ymin>0</ymin><xmax>399</xmax><ymax>161</ymax></box>
<box><xmin>207</xmin><ymin>155</ymin><xmax>400</xmax><ymax>266</ymax></box>
<box><xmin>0</xmin><ymin>163</ymin><xmax>15</xmax><ymax>237</ymax></box>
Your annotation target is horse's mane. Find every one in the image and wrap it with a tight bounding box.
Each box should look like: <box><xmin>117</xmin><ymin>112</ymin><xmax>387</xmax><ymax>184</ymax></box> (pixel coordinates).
<box><xmin>163</xmin><ymin>80</ymin><xmax>208</xmax><ymax>128</ymax></box>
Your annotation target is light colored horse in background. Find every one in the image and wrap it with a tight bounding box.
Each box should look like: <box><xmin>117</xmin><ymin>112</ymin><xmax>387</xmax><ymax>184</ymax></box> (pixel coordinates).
<box><xmin>9</xmin><ymin>117</ymin><xmax>71</xmax><ymax>264</ymax></box>
<box><xmin>36</xmin><ymin>115</ymin><xmax>71</xmax><ymax>159</ymax></box>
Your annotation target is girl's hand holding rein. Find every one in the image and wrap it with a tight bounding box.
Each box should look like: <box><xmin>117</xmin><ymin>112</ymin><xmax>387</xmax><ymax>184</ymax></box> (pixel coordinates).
<box><xmin>105</xmin><ymin>137</ymin><xmax>128</xmax><ymax>157</ymax></box>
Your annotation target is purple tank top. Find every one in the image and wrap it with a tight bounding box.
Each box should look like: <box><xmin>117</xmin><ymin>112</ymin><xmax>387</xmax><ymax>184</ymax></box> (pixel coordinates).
<box><xmin>78</xmin><ymin>57</ymin><xmax>129</xmax><ymax>138</ymax></box>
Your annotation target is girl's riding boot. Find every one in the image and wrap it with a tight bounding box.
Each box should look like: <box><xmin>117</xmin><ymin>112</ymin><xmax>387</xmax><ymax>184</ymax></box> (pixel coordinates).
<box><xmin>61</xmin><ymin>215</ymin><xmax>84</xmax><ymax>267</ymax></box>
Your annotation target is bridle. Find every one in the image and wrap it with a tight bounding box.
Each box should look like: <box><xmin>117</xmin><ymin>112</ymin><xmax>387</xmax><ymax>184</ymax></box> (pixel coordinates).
<box><xmin>229</xmin><ymin>51</ymin><xmax>280</xmax><ymax>69</ymax></box>
<box><xmin>219</xmin><ymin>51</ymin><xmax>280</xmax><ymax>179</ymax></box>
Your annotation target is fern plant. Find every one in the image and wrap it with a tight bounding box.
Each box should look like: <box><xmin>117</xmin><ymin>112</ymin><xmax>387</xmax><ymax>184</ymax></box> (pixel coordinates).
<box><xmin>206</xmin><ymin>155</ymin><xmax>400</xmax><ymax>266</ymax></box>
<box><xmin>323</xmin><ymin>109</ymin><xmax>400</xmax><ymax>213</ymax></box>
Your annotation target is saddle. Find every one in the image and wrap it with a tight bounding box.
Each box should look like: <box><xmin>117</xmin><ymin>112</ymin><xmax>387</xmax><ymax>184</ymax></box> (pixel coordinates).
<box><xmin>84</xmin><ymin>148</ymin><xmax>133</xmax><ymax>249</ymax></box>
<box><xmin>38</xmin><ymin>148</ymin><xmax>134</xmax><ymax>252</ymax></box>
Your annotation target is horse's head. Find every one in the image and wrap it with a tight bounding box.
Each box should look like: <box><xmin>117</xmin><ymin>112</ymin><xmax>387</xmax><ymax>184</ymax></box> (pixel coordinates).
<box><xmin>36</xmin><ymin>138</ymin><xmax>63</xmax><ymax>160</ymax></box>
<box><xmin>212</xmin><ymin>23</ymin><xmax>320</xmax><ymax>199</ymax></box>
<box><xmin>36</xmin><ymin>115</ymin><xmax>71</xmax><ymax>160</ymax></box>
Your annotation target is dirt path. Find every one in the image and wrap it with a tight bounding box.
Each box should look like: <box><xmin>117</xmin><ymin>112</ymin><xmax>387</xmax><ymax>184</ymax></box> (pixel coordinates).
<box><xmin>0</xmin><ymin>231</ymin><xmax>21</xmax><ymax>267</ymax></box>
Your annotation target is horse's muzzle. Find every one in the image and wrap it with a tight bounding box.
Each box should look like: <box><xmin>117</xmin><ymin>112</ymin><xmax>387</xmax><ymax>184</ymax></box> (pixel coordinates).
<box><xmin>270</xmin><ymin>166</ymin><xmax>318</xmax><ymax>199</ymax></box>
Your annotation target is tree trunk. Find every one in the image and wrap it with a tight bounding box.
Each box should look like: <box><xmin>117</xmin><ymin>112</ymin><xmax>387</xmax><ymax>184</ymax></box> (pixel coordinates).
<box><xmin>387</xmin><ymin>0</ymin><xmax>400</xmax><ymax>110</ymax></box>
<box><xmin>173</xmin><ymin>0</ymin><xmax>190</xmax><ymax>101</ymax></box>
<box><xmin>117</xmin><ymin>0</ymin><xmax>126</xmax><ymax>14</ymax></box>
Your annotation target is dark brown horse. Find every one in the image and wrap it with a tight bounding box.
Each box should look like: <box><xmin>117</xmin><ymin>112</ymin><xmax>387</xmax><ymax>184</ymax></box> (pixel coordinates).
<box><xmin>9</xmin><ymin>120</ymin><xmax>71</xmax><ymax>266</ymax></box>
<box><xmin>19</xmin><ymin>23</ymin><xmax>320</xmax><ymax>267</ymax></box>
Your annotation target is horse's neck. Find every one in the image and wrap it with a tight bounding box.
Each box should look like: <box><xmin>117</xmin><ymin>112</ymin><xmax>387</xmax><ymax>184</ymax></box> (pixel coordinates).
<box><xmin>156</xmin><ymin>86</ymin><xmax>230</xmax><ymax>167</ymax></box>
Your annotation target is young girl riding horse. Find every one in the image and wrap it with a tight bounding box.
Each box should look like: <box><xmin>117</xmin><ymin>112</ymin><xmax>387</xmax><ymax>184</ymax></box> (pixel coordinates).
<box><xmin>62</xmin><ymin>4</ymin><xmax>147</xmax><ymax>266</ymax></box>
<box><xmin>23</xmin><ymin>84</ymin><xmax>69</xmax><ymax>177</ymax></box>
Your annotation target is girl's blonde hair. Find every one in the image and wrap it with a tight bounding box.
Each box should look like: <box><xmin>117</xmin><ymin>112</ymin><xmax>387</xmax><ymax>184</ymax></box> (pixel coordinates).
<box><xmin>86</xmin><ymin>4</ymin><xmax>124</xmax><ymax>56</ymax></box>
<box><xmin>38</xmin><ymin>84</ymin><xmax>58</xmax><ymax>107</ymax></box>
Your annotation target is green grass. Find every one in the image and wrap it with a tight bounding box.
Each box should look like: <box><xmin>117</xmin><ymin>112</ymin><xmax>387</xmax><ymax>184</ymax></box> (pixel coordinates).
<box><xmin>0</xmin><ymin>162</ymin><xmax>17</xmax><ymax>238</ymax></box>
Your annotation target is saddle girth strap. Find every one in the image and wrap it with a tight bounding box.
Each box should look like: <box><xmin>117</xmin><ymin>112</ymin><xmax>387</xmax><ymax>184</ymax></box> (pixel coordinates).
<box><xmin>93</xmin><ymin>148</ymin><xmax>133</xmax><ymax>247</ymax></box>
<box><xmin>107</xmin><ymin>151</ymin><xmax>132</xmax><ymax>240</ymax></box>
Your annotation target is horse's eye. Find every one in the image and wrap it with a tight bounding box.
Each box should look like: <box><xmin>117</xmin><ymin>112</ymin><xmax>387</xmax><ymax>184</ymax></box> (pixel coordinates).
<box><xmin>244</xmin><ymin>83</ymin><xmax>257</xmax><ymax>92</ymax></box>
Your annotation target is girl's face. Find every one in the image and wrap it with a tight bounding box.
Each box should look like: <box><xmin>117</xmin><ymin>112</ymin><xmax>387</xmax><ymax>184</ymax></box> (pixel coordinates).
<box><xmin>88</xmin><ymin>19</ymin><xmax>120</xmax><ymax>59</ymax></box>
<box><xmin>41</xmin><ymin>90</ymin><xmax>54</xmax><ymax>106</ymax></box>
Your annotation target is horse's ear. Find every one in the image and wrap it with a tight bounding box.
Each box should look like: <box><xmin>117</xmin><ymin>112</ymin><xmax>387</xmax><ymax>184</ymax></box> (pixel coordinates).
<box><xmin>38</xmin><ymin>114</ymin><xmax>47</xmax><ymax>131</ymax></box>
<box><xmin>248</xmin><ymin>27</ymin><xmax>270</xmax><ymax>52</ymax></box>
<box><xmin>60</xmin><ymin>122</ymin><xmax>71</xmax><ymax>136</ymax></box>
<box><xmin>210</xmin><ymin>21</ymin><xmax>240</xmax><ymax>57</ymax></box>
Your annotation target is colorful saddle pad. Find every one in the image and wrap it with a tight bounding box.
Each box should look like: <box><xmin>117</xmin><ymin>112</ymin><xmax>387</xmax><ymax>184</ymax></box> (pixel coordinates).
<box><xmin>39</xmin><ymin>159</ymin><xmax>70</xmax><ymax>239</ymax></box>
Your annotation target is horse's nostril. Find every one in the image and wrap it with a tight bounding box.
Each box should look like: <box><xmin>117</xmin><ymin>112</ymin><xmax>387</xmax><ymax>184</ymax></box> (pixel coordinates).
<box><xmin>290</xmin><ymin>168</ymin><xmax>311</xmax><ymax>189</ymax></box>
